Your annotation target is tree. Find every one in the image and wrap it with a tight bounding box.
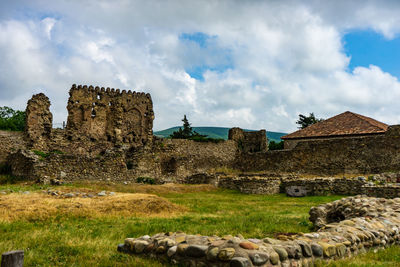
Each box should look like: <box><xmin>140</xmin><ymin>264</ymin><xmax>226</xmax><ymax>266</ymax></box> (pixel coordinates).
<box><xmin>268</xmin><ymin>140</ymin><xmax>284</xmax><ymax>150</ymax></box>
<box><xmin>0</xmin><ymin>106</ymin><xmax>26</xmax><ymax>131</ymax></box>
<box><xmin>170</xmin><ymin>115</ymin><xmax>205</xmax><ymax>139</ymax></box>
<box><xmin>296</xmin><ymin>112</ymin><xmax>323</xmax><ymax>129</ymax></box>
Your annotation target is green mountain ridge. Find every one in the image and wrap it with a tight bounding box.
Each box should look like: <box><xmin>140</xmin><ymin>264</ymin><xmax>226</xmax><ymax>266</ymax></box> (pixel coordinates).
<box><xmin>154</xmin><ymin>126</ymin><xmax>287</xmax><ymax>143</ymax></box>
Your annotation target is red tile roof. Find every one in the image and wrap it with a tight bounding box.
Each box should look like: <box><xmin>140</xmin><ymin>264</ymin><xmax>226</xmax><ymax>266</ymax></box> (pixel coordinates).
<box><xmin>281</xmin><ymin>111</ymin><xmax>388</xmax><ymax>140</ymax></box>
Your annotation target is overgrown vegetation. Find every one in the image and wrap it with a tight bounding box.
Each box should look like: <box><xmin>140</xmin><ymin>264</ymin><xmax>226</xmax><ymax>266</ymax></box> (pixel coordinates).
<box><xmin>296</xmin><ymin>112</ymin><xmax>324</xmax><ymax>129</ymax></box>
<box><xmin>136</xmin><ymin>177</ymin><xmax>155</xmax><ymax>184</ymax></box>
<box><xmin>0</xmin><ymin>106</ymin><xmax>25</xmax><ymax>131</ymax></box>
<box><xmin>32</xmin><ymin>150</ymin><xmax>64</xmax><ymax>160</ymax></box>
<box><xmin>33</xmin><ymin>150</ymin><xmax>51</xmax><ymax>159</ymax></box>
<box><xmin>268</xmin><ymin>140</ymin><xmax>284</xmax><ymax>150</ymax></box>
<box><xmin>170</xmin><ymin>115</ymin><xmax>224</xmax><ymax>143</ymax></box>
<box><xmin>0</xmin><ymin>174</ymin><xmax>25</xmax><ymax>184</ymax></box>
<box><xmin>0</xmin><ymin>163</ymin><xmax>11</xmax><ymax>174</ymax></box>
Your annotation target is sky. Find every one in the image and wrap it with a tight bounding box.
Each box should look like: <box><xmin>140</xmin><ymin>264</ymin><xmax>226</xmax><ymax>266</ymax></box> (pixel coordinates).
<box><xmin>0</xmin><ymin>0</ymin><xmax>400</xmax><ymax>132</ymax></box>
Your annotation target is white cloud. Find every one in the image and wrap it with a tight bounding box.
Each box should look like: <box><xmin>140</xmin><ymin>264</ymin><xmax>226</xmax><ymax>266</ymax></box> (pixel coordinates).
<box><xmin>41</xmin><ymin>17</ymin><xmax>56</xmax><ymax>39</ymax></box>
<box><xmin>1</xmin><ymin>0</ymin><xmax>400</xmax><ymax>132</ymax></box>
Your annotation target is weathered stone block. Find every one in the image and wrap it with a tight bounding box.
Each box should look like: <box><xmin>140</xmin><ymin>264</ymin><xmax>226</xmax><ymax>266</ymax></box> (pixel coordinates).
<box><xmin>286</xmin><ymin>186</ymin><xmax>307</xmax><ymax>197</ymax></box>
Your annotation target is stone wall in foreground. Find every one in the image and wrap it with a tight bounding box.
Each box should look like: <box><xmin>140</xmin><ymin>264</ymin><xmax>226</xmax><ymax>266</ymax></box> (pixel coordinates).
<box><xmin>117</xmin><ymin>196</ymin><xmax>400</xmax><ymax>266</ymax></box>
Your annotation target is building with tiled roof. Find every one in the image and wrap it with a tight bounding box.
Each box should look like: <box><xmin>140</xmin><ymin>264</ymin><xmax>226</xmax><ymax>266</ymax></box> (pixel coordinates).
<box><xmin>281</xmin><ymin>111</ymin><xmax>388</xmax><ymax>149</ymax></box>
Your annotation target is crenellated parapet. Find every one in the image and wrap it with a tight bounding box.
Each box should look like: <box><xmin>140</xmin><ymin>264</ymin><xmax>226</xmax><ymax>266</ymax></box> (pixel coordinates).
<box><xmin>66</xmin><ymin>84</ymin><xmax>154</xmax><ymax>146</ymax></box>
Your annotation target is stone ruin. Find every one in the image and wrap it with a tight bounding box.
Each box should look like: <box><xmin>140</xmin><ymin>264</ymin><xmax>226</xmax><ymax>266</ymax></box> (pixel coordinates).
<box><xmin>25</xmin><ymin>93</ymin><xmax>52</xmax><ymax>150</ymax></box>
<box><xmin>66</xmin><ymin>84</ymin><xmax>154</xmax><ymax>146</ymax></box>
<box><xmin>24</xmin><ymin>84</ymin><xmax>154</xmax><ymax>150</ymax></box>
<box><xmin>228</xmin><ymin>127</ymin><xmax>268</xmax><ymax>153</ymax></box>
<box><xmin>118</xmin><ymin>195</ymin><xmax>400</xmax><ymax>266</ymax></box>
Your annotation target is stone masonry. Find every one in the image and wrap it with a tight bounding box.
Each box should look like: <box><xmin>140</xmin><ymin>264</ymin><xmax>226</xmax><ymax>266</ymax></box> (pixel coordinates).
<box><xmin>118</xmin><ymin>196</ymin><xmax>400</xmax><ymax>266</ymax></box>
<box><xmin>25</xmin><ymin>93</ymin><xmax>52</xmax><ymax>150</ymax></box>
<box><xmin>66</xmin><ymin>84</ymin><xmax>154</xmax><ymax>146</ymax></box>
<box><xmin>228</xmin><ymin>127</ymin><xmax>268</xmax><ymax>153</ymax></box>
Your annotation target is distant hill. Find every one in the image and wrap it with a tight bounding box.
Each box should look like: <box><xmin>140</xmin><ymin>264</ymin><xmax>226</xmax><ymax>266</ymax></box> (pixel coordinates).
<box><xmin>154</xmin><ymin>127</ymin><xmax>287</xmax><ymax>143</ymax></box>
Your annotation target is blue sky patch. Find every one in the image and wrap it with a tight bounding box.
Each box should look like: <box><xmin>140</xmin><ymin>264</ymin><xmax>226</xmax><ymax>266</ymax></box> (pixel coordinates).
<box><xmin>344</xmin><ymin>30</ymin><xmax>400</xmax><ymax>79</ymax></box>
<box><xmin>180</xmin><ymin>32</ymin><xmax>233</xmax><ymax>81</ymax></box>
<box><xmin>180</xmin><ymin>32</ymin><xmax>212</xmax><ymax>48</ymax></box>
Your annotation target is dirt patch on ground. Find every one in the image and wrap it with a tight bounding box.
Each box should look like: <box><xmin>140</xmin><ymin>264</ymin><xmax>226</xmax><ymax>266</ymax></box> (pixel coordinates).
<box><xmin>0</xmin><ymin>191</ymin><xmax>186</xmax><ymax>222</ymax></box>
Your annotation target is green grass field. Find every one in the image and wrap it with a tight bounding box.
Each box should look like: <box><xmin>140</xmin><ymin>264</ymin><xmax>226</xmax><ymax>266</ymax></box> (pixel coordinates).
<box><xmin>0</xmin><ymin>179</ymin><xmax>399</xmax><ymax>266</ymax></box>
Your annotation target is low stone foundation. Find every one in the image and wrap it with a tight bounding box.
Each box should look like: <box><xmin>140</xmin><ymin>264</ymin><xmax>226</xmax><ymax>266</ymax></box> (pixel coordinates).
<box><xmin>216</xmin><ymin>174</ymin><xmax>400</xmax><ymax>199</ymax></box>
<box><xmin>218</xmin><ymin>175</ymin><xmax>281</xmax><ymax>195</ymax></box>
<box><xmin>281</xmin><ymin>177</ymin><xmax>366</xmax><ymax>196</ymax></box>
<box><xmin>118</xmin><ymin>196</ymin><xmax>400</xmax><ymax>266</ymax></box>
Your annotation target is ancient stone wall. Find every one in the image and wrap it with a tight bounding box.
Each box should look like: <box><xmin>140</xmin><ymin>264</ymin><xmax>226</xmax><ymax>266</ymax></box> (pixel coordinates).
<box><xmin>25</xmin><ymin>93</ymin><xmax>52</xmax><ymax>150</ymax></box>
<box><xmin>66</xmin><ymin>84</ymin><xmax>154</xmax><ymax>146</ymax></box>
<box><xmin>7</xmin><ymin>149</ymin><xmax>129</xmax><ymax>182</ymax></box>
<box><xmin>281</xmin><ymin>177</ymin><xmax>367</xmax><ymax>196</ymax></box>
<box><xmin>7</xmin><ymin>138</ymin><xmax>238</xmax><ymax>182</ymax></box>
<box><xmin>228</xmin><ymin>127</ymin><xmax>268</xmax><ymax>153</ymax></box>
<box><xmin>128</xmin><ymin>138</ymin><xmax>238</xmax><ymax>182</ymax></box>
<box><xmin>216</xmin><ymin>174</ymin><xmax>400</xmax><ymax>199</ymax></box>
<box><xmin>117</xmin><ymin>196</ymin><xmax>400</xmax><ymax>267</ymax></box>
<box><xmin>236</xmin><ymin>125</ymin><xmax>400</xmax><ymax>175</ymax></box>
<box><xmin>0</xmin><ymin>131</ymin><xmax>26</xmax><ymax>166</ymax></box>
<box><xmin>218</xmin><ymin>175</ymin><xmax>281</xmax><ymax>195</ymax></box>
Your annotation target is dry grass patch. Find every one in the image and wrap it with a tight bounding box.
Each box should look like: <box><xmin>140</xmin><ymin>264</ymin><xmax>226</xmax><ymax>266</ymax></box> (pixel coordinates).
<box><xmin>73</xmin><ymin>182</ymin><xmax>217</xmax><ymax>194</ymax></box>
<box><xmin>0</xmin><ymin>192</ymin><xmax>186</xmax><ymax>222</ymax></box>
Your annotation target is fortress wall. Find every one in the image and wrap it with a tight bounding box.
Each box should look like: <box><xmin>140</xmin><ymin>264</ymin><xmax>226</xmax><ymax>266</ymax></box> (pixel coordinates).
<box><xmin>132</xmin><ymin>138</ymin><xmax>238</xmax><ymax>182</ymax></box>
<box><xmin>7</xmin><ymin>138</ymin><xmax>238</xmax><ymax>182</ymax></box>
<box><xmin>236</xmin><ymin>125</ymin><xmax>400</xmax><ymax>175</ymax></box>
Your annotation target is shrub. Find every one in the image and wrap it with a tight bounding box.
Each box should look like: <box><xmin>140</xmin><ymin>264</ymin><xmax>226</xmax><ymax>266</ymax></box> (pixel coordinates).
<box><xmin>0</xmin><ymin>174</ymin><xmax>25</xmax><ymax>184</ymax></box>
<box><xmin>33</xmin><ymin>150</ymin><xmax>50</xmax><ymax>159</ymax></box>
<box><xmin>136</xmin><ymin>177</ymin><xmax>155</xmax><ymax>184</ymax></box>
<box><xmin>269</xmin><ymin>140</ymin><xmax>284</xmax><ymax>150</ymax></box>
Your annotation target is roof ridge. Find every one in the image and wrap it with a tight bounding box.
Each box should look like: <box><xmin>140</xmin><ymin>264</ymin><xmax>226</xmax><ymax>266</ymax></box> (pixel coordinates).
<box><xmin>282</xmin><ymin>111</ymin><xmax>388</xmax><ymax>140</ymax></box>
<box><xmin>349</xmin><ymin>111</ymin><xmax>388</xmax><ymax>131</ymax></box>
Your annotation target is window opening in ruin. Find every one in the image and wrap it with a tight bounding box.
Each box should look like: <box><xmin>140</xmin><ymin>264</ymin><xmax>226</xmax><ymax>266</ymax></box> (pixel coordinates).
<box><xmin>97</xmin><ymin>94</ymin><xmax>101</xmax><ymax>100</ymax></box>
<box><xmin>126</xmin><ymin>161</ymin><xmax>134</xmax><ymax>170</ymax></box>
<box><xmin>91</xmin><ymin>107</ymin><xmax>96</xmax><ymax>118</ymax></box>
<box><xmin>75</xmin><ymin>100</ymin><xmax>79</xmax><ymax>104</ymax></box>
<box><xmin>108</xmin><ymin>102</ymin><xmax>112</xmax><ymax>106</ymax></box>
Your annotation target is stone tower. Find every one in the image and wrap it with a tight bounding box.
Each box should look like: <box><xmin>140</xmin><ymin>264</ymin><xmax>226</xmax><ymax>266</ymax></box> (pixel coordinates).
<box><xmin>66</xmin><ymin>84</ymin><xmax>154</xmax><ymax>146</ymax></box>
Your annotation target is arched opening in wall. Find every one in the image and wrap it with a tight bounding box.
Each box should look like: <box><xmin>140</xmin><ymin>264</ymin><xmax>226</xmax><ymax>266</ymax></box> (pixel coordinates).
<box><xmin>91</xmin><ymin>107</ymin><xmax>96</xmax><ymax>118</ymax></box>
<box><xmin>161</xmin><ymin>157</ymin><xmax>177</xmax><ymax>175</ymax></box>
<box><xmin>97</xmin><ymin>94</ymin><xmax>101</xmax><ymax>100</ymax></box>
